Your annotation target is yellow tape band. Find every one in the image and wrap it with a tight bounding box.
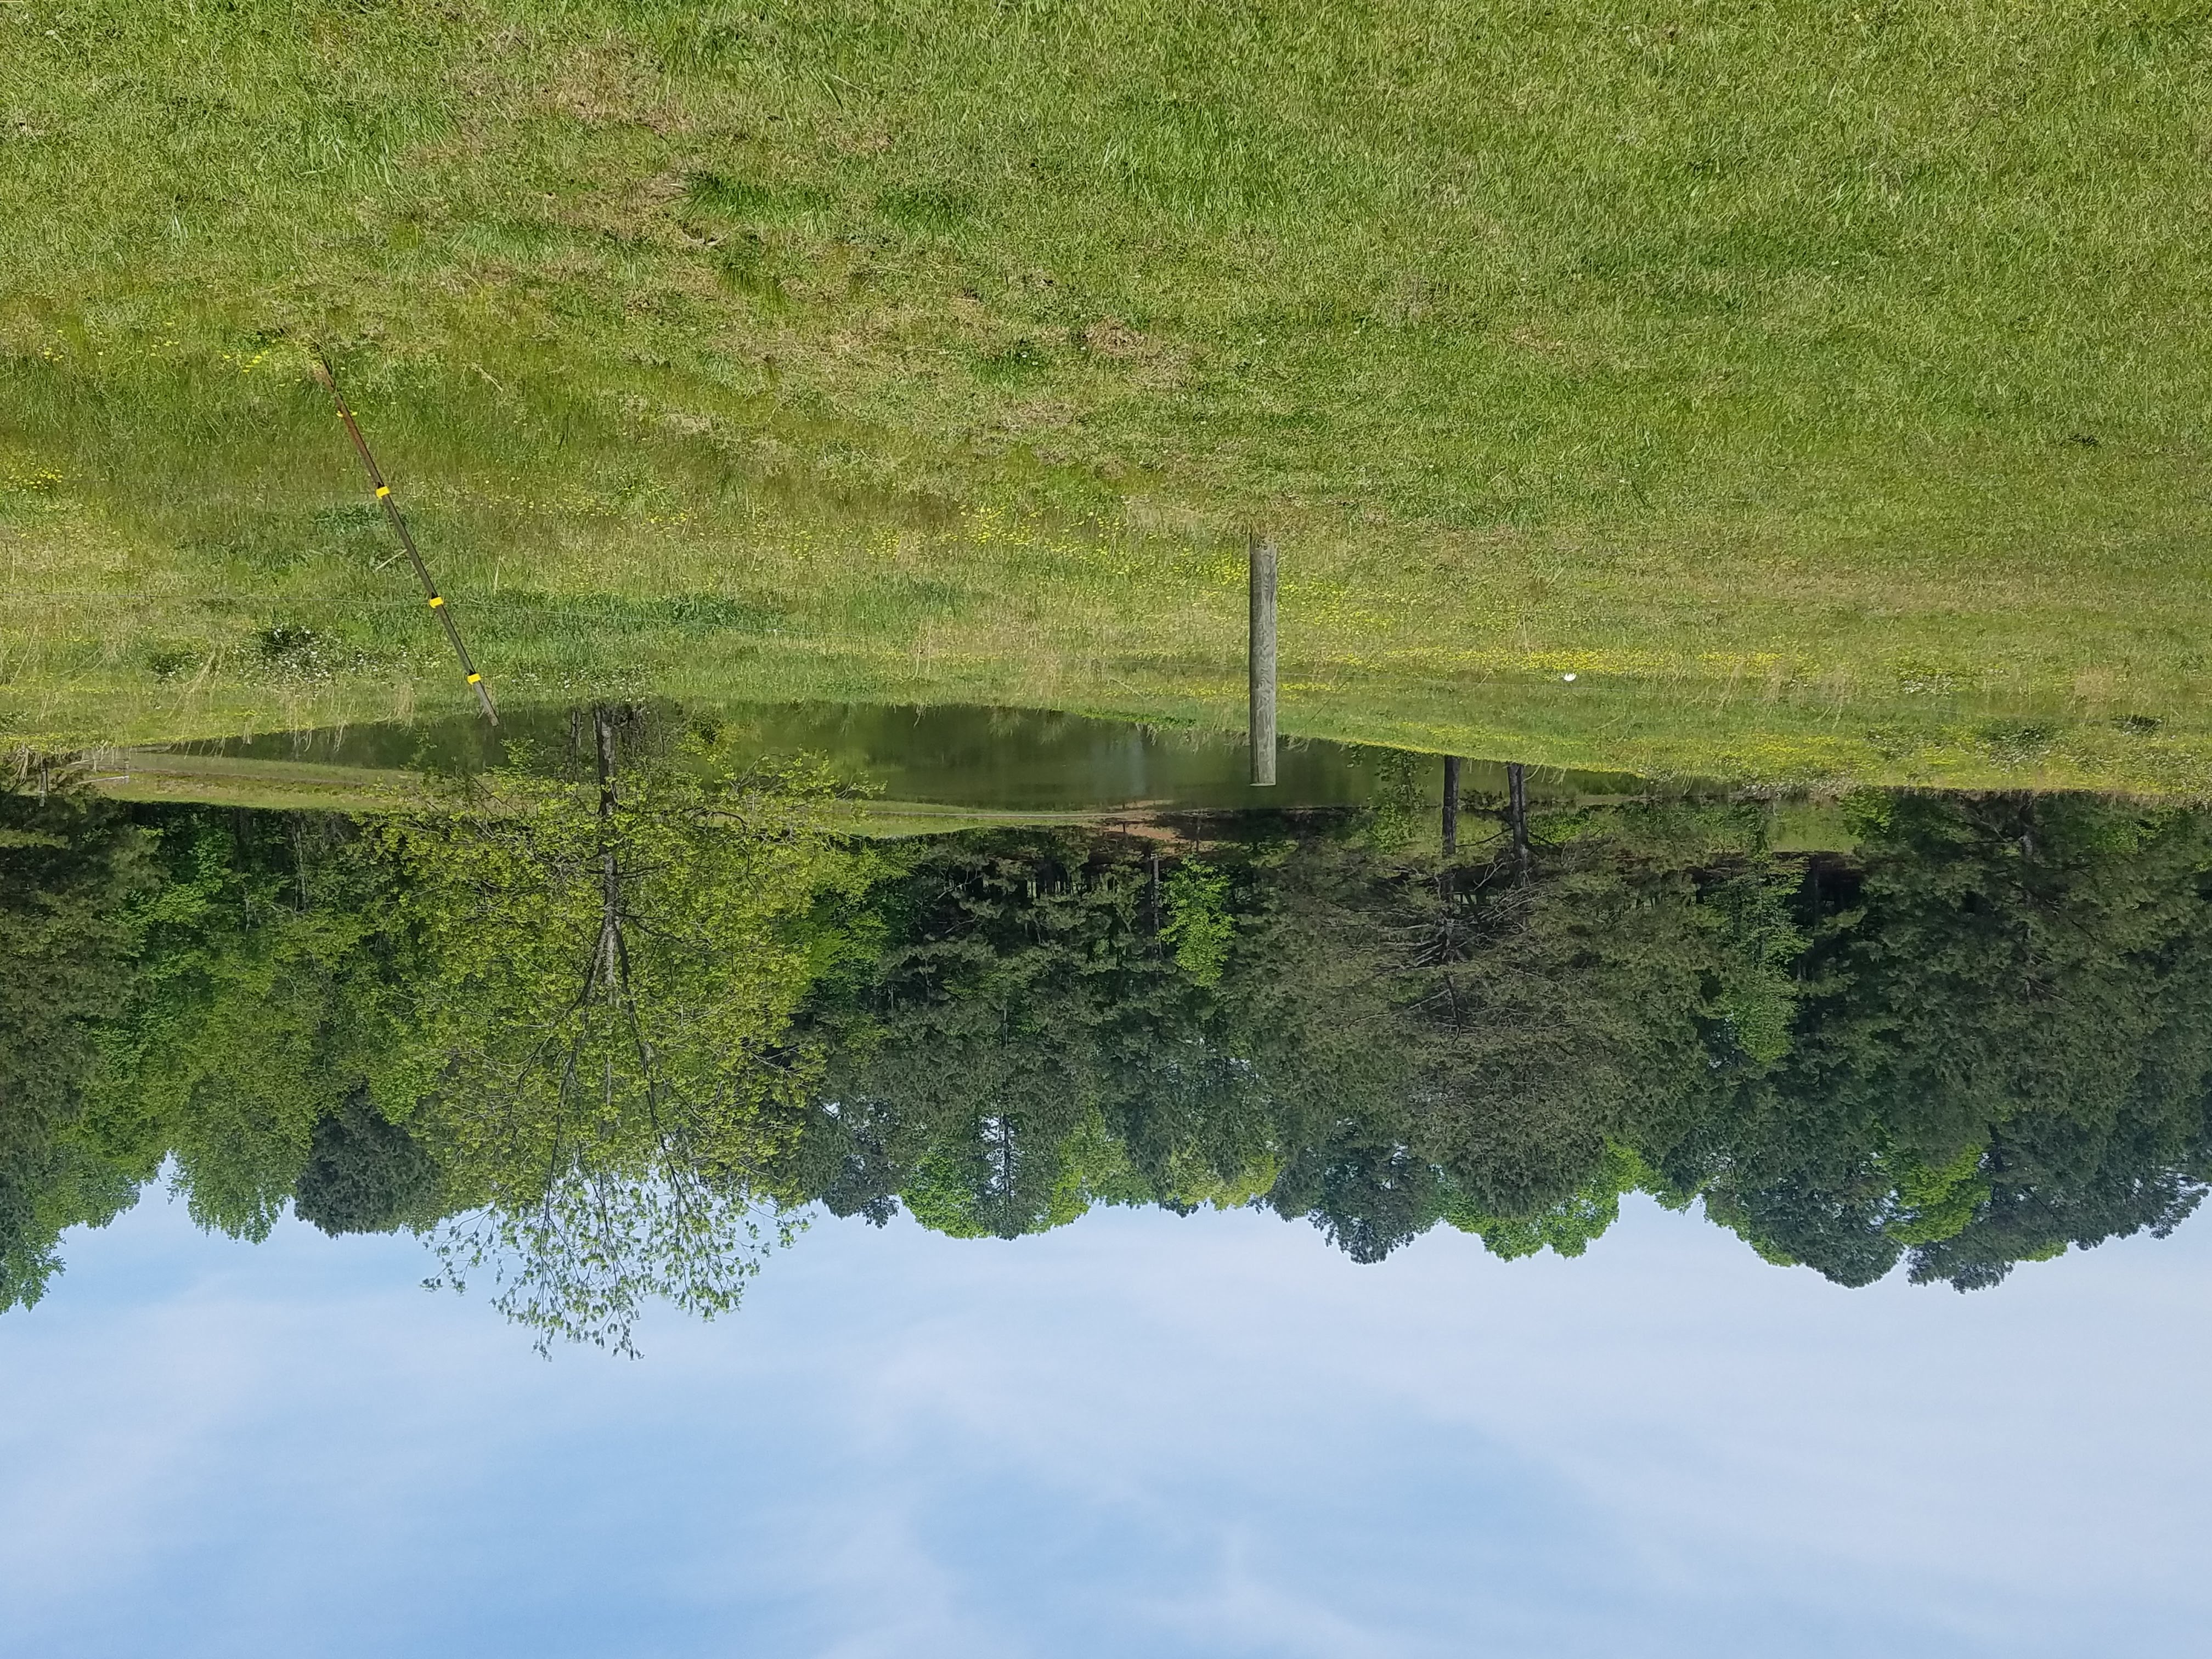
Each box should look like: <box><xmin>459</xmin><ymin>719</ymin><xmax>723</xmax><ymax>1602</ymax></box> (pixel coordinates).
<box><xmin>375</xmin><ymin>485</ymin><xmax>390</xmax><ymax>498</ymax></box>
<box><xmin>467</xmin><ymin>673</ymin><xmax>482</xmax><ymax>684</ymax></box>
<box><xmin>427</xmin><ymin>595</ymin><xmax>444</xmax><ymax>607</ymax></box>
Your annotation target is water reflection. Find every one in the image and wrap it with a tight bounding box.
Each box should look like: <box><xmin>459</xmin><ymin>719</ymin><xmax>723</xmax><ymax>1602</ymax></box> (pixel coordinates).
<box><xmin>8</xmin><ymin>707</ymin><xmax>2209</xmax><ymax>1350</ymax></box>
<box><xmin>163</xmin><ymin>698</ymin><xmax>1656</xmax><ymax>814</ymax></box>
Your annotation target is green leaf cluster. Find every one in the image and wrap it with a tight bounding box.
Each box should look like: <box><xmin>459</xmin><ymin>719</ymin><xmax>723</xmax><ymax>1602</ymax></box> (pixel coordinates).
<box><xmin>12</xmin><ymin>755</ymin><xmax>2212</xmax><ymax>1336</ymax></box>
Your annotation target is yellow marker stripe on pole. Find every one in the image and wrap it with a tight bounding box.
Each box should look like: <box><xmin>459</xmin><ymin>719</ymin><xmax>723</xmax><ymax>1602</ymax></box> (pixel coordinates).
<box><xmin>318</xmin><ymin>350</ymin><xmax>496</xmax><ymax>726</ymax></box>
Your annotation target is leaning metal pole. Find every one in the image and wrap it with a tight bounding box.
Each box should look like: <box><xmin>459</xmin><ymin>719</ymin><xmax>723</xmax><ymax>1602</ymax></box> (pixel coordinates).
<box><xmin>1249</xmin><ymin>535</ymin><xmax>1277</xmax><ymax>786</ymax></box>
<box><xmin>311</xmin><ymin>354</ymin><xmax>499</xmax><ymax>726</ymax></box>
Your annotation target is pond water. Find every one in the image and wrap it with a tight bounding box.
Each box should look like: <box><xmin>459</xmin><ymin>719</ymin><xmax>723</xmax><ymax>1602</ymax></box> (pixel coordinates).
<box><xmin>171</xmin><ymin>698</ymin><xmax>1658</xmax><ymax>812</ymax></box>
<box><xmin>4</xmin><ymin>704</ymin><xmax>2207</xmax><ymax>1657</ymax></box>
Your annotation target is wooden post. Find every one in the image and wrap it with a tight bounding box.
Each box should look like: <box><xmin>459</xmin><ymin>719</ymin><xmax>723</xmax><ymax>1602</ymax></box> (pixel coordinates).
<box><xmin>1441</xmin><ymin>756</ymin><xmax>1461</xmax><ymax>857</ymax></box>
<box><xmin>1249</xmin><ymin>535</ymin><xmax>1277</xmax><ymax>786</ymax></box>
<box><xmin>1507</xmin><ymin>760</ymin><xmax>1530</xmax><ymax>881</ymax></box>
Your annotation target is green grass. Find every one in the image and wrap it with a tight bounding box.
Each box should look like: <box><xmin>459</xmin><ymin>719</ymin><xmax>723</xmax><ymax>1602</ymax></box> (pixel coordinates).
<box><xmin>72</xmin><ymin>749</ymin><xmax>1178</xmax><ymax>832</ymax></box>
<box><xmin>75</xmin><ymin>751</ymin><xmax>428</xmax><ymax>813</ymax></box>
<box><xmin>5</xmin><ymin>0</ymin><xmax>2212</xmax><ymax>788</ymax></box>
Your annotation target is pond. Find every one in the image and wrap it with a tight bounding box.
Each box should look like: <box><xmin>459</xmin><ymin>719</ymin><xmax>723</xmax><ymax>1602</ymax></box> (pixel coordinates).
<box><xmin>4</xmin><ymin>701</ymin><xmax>2207</xmax><ymax>1658</ymax></box>
<box><xmin>145</xmin><ymin>698</ymin><xmax>1662</xmax><ymax>815</ymax></box>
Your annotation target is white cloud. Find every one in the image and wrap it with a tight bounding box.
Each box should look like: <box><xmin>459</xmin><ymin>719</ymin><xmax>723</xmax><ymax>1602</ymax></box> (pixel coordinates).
<box><xmin>2</xmin><ymin>1190</ymin><xmax>2208</xmax><ymax>1657</ymax></box>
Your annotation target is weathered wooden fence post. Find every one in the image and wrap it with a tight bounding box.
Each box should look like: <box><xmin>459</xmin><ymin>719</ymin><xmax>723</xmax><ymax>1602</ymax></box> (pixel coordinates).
<box><xmin>1506</xmin><ymin>760</ymin><xmax>1530</xmax><ymax>881</ymax></box>
<box><xmin>1441</xmin><ymin>755</ymin><xmax>1461</xmax><ymax>856</ymax></box>
<box><xmin>1249</xmin><ymin>535</ymin><xmax>1278</xmax><ymax>786</ymax></box>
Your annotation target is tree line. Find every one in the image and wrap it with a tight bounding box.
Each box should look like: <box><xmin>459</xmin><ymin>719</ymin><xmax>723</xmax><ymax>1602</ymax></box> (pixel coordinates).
<box><xmin>7</xmin><ymin>718</ymin><xmax>2211</xmax><ymax>1346</ymax></box>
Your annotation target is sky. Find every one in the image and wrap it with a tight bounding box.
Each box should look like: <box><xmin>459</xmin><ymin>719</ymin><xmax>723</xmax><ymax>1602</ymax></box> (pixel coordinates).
<box><xmin>2</xmin><ymin>1190</ymin><xmax>2208</xmax><ymax>1658</ymax></box>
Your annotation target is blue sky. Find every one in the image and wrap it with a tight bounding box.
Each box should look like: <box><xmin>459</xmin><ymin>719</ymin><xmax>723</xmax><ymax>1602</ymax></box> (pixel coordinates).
<box><xmin>3</xmin><ymin>1192</ymin><xmax>2207</xmax><ymax>1658</ymax></box>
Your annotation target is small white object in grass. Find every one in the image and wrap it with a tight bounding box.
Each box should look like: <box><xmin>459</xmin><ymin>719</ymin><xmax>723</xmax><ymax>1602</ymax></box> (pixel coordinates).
<box><xmin>1561</xmin><ymin>672</ymin><xmax>1577</xmax><ymax>682</ymax></box>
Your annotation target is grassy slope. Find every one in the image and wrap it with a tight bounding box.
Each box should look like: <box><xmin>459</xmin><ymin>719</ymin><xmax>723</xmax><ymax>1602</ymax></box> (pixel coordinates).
<box><xmin>4</xmin><ymin>0</ymin><xmax>2211</xmax><ymax>788</ymax></box>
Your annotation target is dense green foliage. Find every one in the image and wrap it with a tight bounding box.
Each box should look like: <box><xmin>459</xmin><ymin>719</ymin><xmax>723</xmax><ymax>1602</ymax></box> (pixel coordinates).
<box><xmin>0</xmin><ymin>715</ymin><xmax>878</xmax><ymax>1348</ymax></box>
<box><xmin>781</xmin><ymin>795</ymin><xmax>2212</xmax><ymax>1285</ymax></box>
<box><xmin>8</xmin><ymin>734</ymin><xmax>2212</xmax><ymax>1343</ymax></box>
<box><xmin>393</xmin><ymin>711</ymin><xmax>879</xmax><ymax>1348</ymax></box>
<box><xmin>0</xmin><ymin>777</ymin><xmax>160</xmax><ymax>1308</ymax></box>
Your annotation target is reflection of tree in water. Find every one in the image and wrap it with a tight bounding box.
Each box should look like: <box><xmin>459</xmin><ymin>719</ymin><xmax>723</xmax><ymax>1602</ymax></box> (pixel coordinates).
<box><xmin>8</xmin><ymin>745</ymin><xmax>2212</xmax><ymax>1346</ymax></box>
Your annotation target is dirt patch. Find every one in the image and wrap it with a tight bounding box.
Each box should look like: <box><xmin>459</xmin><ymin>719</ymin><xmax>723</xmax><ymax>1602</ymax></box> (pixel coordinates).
<box><xmin>1081</xmin><ymin>318</ymin><xmax>1150</xmax><ymax>359</ymax></box>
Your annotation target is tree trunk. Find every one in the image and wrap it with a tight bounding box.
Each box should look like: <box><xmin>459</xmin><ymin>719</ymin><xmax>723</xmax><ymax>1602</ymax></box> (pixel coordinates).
<box><xmin>594</xmin><ymin>706</ymin><xmax>623</xmax><ymax>990</ymax></box>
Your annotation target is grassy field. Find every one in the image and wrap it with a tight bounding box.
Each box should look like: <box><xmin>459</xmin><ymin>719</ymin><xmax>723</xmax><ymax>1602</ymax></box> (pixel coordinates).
<box><xmin>5</xmin><ymin>0</ymin><xmax>2212</xmax><ymax>789</ymax></box>
<box><xmin>67</xmin><ymin>753</ymin><xmax>1138</xmax><ymax>835</ymax></box>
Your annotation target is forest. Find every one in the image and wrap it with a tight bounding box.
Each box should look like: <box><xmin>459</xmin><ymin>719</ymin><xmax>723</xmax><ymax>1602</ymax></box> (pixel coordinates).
<box><xmin>8</xmin><ymin>715</ymin><xmax>2211</xmax><ymax>1348</ymax></box>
